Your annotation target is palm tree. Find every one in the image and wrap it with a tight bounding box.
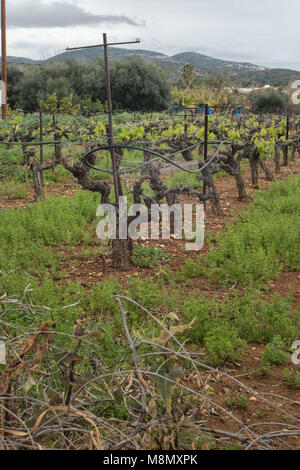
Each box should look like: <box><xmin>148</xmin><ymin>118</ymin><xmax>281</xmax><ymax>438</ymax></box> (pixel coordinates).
<box><xmin>181</xmin><ymin>64</ymin><xmax>195</xmax><ymax>89</ymax></box>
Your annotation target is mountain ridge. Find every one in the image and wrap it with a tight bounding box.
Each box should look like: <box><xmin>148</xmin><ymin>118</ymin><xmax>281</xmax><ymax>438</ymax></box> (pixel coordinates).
<box><xmin>4</xmin><ymin>48</ymin><xmax>300</xmax><ymax>86</ymax></box>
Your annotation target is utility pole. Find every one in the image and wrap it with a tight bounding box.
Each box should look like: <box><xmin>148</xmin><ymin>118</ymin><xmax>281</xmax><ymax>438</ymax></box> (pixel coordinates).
<box><xmin>66</xmin><ymin>34</ymin><xmax>141</xmax><ymax>270</ymax></box>
<box><xmin>1</xmin><ymin>0</ymin><xmax>7</xmax><ymax>120</ymax></box>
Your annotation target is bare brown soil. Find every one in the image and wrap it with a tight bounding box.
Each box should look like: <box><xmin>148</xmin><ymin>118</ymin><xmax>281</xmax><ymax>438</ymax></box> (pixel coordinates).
<box><xmin>185</xmin><ymin>345</ymin><xmax>300</xmax><ymax>449</ymax></box>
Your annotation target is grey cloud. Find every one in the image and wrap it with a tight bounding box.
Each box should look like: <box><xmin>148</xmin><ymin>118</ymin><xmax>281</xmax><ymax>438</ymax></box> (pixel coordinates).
<box><xmin>6</xmin><ymin>0</ymin><xmax>300</xmax><ymax>71</ymax></box>
<box><xmin>7</xmin><ymin>1</ymin><xmax>143</xmax><ymax>28</ymax></box>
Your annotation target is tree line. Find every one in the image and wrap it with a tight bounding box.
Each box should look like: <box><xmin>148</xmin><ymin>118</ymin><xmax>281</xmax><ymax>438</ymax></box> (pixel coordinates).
<box><xmin>4</xmin><ymin>55</ymin><xmax>171</xmax><ymax>113</ymax></box>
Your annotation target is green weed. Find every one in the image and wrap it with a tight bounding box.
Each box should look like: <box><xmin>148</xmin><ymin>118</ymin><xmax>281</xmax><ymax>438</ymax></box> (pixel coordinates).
<box><xmin>131</xmin><ymin>245</ymin><xmax>171</xmax><ymax>268</ymax></box>
<box><xmin>205</xmin><ymin>172</ymin><xmax>300</xmax><ymax>285</ymax></box>
<box><xmin>283</xmin><ymin>369</ymin><xmax>300</xmax><ymax>390</ymax></box>
<box><xmin>261</xmin><ymin>336</ymin><xmax>288</xmax><ymax>366</ymax></box>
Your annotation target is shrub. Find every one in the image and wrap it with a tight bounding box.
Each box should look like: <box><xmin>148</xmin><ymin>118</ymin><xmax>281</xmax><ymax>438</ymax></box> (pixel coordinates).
<box><xmin>249</xmin><ymin>89</ymin><xmax>289</xmax><ymax>114</ymax></box>
<box><xmin>204</xmin><ymin>325</ymin><xmax>246</xmax><ymax>366</ymax></box>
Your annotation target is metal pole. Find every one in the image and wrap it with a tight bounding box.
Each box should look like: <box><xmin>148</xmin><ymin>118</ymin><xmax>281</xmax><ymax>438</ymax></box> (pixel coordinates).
<box><xmin>39</xmin><ymin>110</ymin><xmax>43</xmax><ymax>165</ymax></box>
<box><xmin>184</xmin><ymin>113</ymin><xmax>187</xmax><ymax>136</ymax></box>
<box><xmin>203</xmin><ymin>104</ymin><xmax>209</xmax><ymax>198</ymax></box>
<box><xmin>65</xmin><ymin>35</ymin><xmax>140</xmax><ymax>270</ymax></box>
<box><xmin>204</xmin><ymin>104</ymin><xmax>208</xmax><ymax>162</ymax></box>
<box><xmin>1</xmin><ymin>0</ymin><xmax>7</xmax><ymax>120</ymax></box>
<box><xmin>286</xmin><ymin>113</ymin><xmax>290</xmax><ymax>148</ymax></box>
<box><xmin>39</xmin><ymin>110</ymin><xmax>44</xmax><ymax>186</ymax></box>
<box><xmin>103</xmin><ymin>33</ymin><xmax>122</xmax><ymax>201</ymax></box>
<box><xmin>284</xmin><ymin>112</ymin><xmax>289</xmax><ymax>166</ymax></box>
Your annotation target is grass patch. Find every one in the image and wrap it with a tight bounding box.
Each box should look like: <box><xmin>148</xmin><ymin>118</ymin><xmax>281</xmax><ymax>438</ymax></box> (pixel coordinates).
<box><xmin>0</xmin><ymin>181</ymin><xmax>29</xmax><ymax>199</ymax></box>
<box><xmin>0</xmin><ymin>173</ymin><xmax>299</xmax><ymax>367</ymax></box>
<box><xmin>131</xmin><ymin>245</ymin><xmax>171</xmax><ymax>268</ymax></box>
<box><xmin>283</xmin><ymin>369</ymin><xmax>300</xmax><ymax>390</ymax></box>
<box><xmin>205</xmin><ymin>172</ymin><xmax>300</xmax><ymax>285</ymax></box>
<box><xmin>0</xmin><ymin>191</ymin><xmax>100</xmax><ymax>274</ymax></box>
<box><xmin>261</xmin><ymin>336</ymin><xmax>289</xmax><ymax>366</ymax></box>
<box><xmin>166</xmin><ymin>171</ymin><xmax>203</xmax><ymax>190</ymax></box>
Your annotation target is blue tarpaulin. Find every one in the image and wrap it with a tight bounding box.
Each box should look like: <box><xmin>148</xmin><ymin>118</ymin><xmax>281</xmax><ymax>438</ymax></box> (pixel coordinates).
<box><xmin>234</xmin><ymin>107</ymin><xmax>243</xmax><ymax>116</ymax></box>
<box><xmin>197</xmin><ymin>104</ymin><xmax>212</xmax><ymax>115</ymax></box>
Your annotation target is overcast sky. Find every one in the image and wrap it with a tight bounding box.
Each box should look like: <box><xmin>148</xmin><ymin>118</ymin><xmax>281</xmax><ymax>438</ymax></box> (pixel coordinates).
<box><xmin>6</xmin><ymin>0</ymin><xmax>300</xmax><ymax>70</ymax></box>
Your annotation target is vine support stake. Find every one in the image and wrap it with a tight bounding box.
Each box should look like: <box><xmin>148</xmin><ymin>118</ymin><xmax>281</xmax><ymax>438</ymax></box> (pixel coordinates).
<box><xmin>66</xmin><ymin>34</ymin><xmax>141</xmax><ymax>270</ymax></box>
<box><xmin>39</xmin><ymin>110</ymin><xmax>44</xmax><ymax>186</ymax></box>
<box><xmin>283</xmin><ymin>112</ymin><xmax>290</xmax><ymax>166</ymax></box>
<box><xmin>66</xmin><ymin>34</ymin><xmax>141</xmax><ymax>204</ymax></box>
<box><xmin>203</xmin><ymin>103</ymin><xmax>209</xmax><ymax>205</ymax></box>
<box><xmin>1</xmin><ymin>0</ymin><xmax>7</xmax><ymax>120</ymax></box>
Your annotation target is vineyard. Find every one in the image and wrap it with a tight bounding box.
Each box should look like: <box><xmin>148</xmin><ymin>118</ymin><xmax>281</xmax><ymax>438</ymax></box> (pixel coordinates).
<box><xmin>1</xmin><ymin>108</ymin><xmax>299</xmax><ymax>211</ymax></box>
<box><xmin>0</xmin><ymin>107</ymin><xmax>300</xmax><ymax>450</ymax></box>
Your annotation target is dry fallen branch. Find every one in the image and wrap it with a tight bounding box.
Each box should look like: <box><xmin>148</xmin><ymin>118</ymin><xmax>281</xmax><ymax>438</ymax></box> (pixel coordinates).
<box><xmin>0</xmin><ymin>281</ymin><xmax>299</xmax><ymax>450</ymax></box>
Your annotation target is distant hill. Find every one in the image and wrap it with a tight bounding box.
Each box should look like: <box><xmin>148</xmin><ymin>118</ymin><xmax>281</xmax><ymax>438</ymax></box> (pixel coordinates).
<box><xmin>7</xmin><ymin>56</ymin><xmax>42</xmax><ymax>65</ymax></box>
<box><xmin>4</xmin><ymin>48</ymin><xmax>300</xmax><ymax>86</ymax></box>
<box><xmin>49</xmin><ymin>48</ymin><xmax>167</xmax><ymax>63</ymax></box>
<box><xmin>172</xmin><ymin>52</ymin><xmax>265</xmax><ymax>72</ymax></box>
